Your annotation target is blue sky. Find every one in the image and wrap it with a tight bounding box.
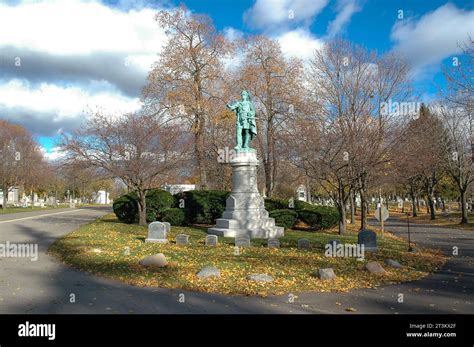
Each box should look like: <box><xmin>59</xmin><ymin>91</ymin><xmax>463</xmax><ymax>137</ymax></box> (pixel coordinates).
<box><xmin>0</xmin><ymin>0</ymin><xmax>472</xmax><ymax>158</ymax></box>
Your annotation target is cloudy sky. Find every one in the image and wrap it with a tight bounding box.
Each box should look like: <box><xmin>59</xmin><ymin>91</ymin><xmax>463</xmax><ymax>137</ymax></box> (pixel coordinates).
<box><xmin>0</xmin><ymin>0</ymin><xmax>473</xmax><ymax>160</ymax></box>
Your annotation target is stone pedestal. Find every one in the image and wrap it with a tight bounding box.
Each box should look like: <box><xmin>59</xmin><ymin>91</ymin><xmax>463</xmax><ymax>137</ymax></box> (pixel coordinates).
<box><xmin>208</xmin><ymin>151</ymin><xmax>284</xmax><ymax>239</ymax></box>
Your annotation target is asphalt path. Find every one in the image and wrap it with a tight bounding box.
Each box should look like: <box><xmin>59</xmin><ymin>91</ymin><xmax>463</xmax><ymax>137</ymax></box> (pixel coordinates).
<box><xmin>0</xmin><ymin>207</ymin><xmax>472</xmax><ymax>314</ymax></box>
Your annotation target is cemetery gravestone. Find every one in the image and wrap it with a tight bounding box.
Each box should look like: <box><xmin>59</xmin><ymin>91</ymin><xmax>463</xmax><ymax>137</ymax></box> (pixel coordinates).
<box><xmin>145</xmin><ymin>222</ymin><xmax>168</xmax><ymax>243</ymax></box>
<box><xmin>162</xmin><ymin>222</ymin><xmax>171</xmax><ymax>233</ymax></box>
<box><xmin>298</xmin><ymin>239</ymin><xmax>311</xmax><ymax>250</ymax></box>
<box><xmin>267</xmin><ymin>238</ymin><xmax>280</xmax><ymax>249</ymax></box>
<box><xmin>205</xmin><ymin>235</ymin><xmax>218</xmax><ymax>246</ymax></box>
<box><xmin>196</xmin><ymin>266</ymin><xmax>220</xmax><ymax>279</ymax></box>
<box><xmin>175</xmin><ymin>234</ymin><xmax>189</xmax><ymax>245</ymax></box>
<box><xmin>358</xmin><ymin>229</ymin><xmax>377</xmax><ymax>251</ymax></box>
<box><xmin>235</xmin><ymin>235</ymin><xmax>251</xmax><ymax>247</ymax></box>
<box><xmin>247</xmin><ymin>274</ymin><xmax>273</xmax><ymax>282</ymax></box>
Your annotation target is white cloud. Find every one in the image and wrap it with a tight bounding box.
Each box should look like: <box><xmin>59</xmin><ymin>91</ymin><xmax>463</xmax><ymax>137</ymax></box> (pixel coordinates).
<box><xmin>223</xmin><ymin>27</ymin><xmax>244</xmax><ymax>41</ymax></box>
<box><xmin>0</xmin><ymin>0</ymin><xmax>167</xmax><ymax>65</ymax></box>
<box><xmin>244</xmin><ymin>0</ymin><xmax>328</xmax><ymax>30</ymax></box>
<box><xmin>0</xmin><ymin>0</ymin><xmax>168</xmax><ymax>136</ymax></box>
<box><xmin>41</xmin><ymin>146</ymin><xmax>64</xmax><ymax>162</ymax></box>
<box><xmin>276</xmin><ymin>29</ymin><xmax>323</xmax><ymax>61</ymax></box>
<box><xmin>0</xmin><ymin>79</ymin><xmax>141</xmax><ymax>121</ymax></box>
<box><xmin>326</xmin><ymin>0</ymin><xmax>362</xmax><ymax>38</ymax></box>
<box><xmin>222</xmin><ymin>27</ymin><xmax>245</xmax><ymax>70</ymax></box>
<box><xmin>390</xmin><ymin>3</ymin><xmax>474</xmax><ymax>75</ymax></box>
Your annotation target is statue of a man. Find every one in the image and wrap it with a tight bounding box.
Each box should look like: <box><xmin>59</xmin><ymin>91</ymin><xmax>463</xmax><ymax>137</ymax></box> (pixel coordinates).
<box><xmin>227</xmin><ymin>90</ymin><xmax>257</xmax><ymax>150</ymax></box>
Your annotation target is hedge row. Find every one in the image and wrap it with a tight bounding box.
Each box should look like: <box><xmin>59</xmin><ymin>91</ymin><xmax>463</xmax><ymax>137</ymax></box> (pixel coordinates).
<box><xmin>265</xmin><ymin>198</ymin><xmax>339</xmax><ymax>230</ymax></box>
<box><xmin>173</xmin><ymin>190</ymin><xmax>230</xmax><ymax>225</ymax></box>
<box><xmin>112</xmin><ymin>189</ymin><xmax>174</xmax><ymax>224</ymax></box>
<box><xmin>113</xmin><ymin>189</ymin><xmax>339</xmax><ymax>231</ymax></box>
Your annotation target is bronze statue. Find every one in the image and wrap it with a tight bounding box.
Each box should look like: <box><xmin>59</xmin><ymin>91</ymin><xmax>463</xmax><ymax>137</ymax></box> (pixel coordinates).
<box><xmin>227</xmin><ymin>90</ymin><xmax>257</xmax><ymax>151</ymax></box>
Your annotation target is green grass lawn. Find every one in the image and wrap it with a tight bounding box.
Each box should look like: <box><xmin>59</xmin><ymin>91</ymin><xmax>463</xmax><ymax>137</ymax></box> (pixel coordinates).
<box><xmin>49</xmin><ymin>214</ymin><xmax>446</xmax><ymax>296</ymax></box>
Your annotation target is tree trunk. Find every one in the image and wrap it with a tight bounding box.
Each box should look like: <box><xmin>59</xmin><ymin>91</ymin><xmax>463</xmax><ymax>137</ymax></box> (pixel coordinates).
<box><xmin>349</xmin><ymin>189</ymin><xmax>355</xmax><ymax>224</ymax></box>
<box><xmin>264</xmin><ymin>131</ymin><xmax>275</xmax><ymax>197</ymax></box>
<box><xmin>353</xmin><ymin>191</ymin><xmax>358</xmax><ymax>216</ymax></box>
<box><xmin>460</xmin><ymin>189</ymin><xmax>468</xmax><ymax>224</ymax></box>
<box><xmin>305</xmin><ymin>176</ymin><xmax>312</xmax><ymax>203</ymax></box>
<box><xmin>359</xmin><ymin>175</ymin><xmax>368</xmax><ymax>230</ymax></box>
<box><xmin>338</xmin><ymin>202</ymin><xmax>346</xmax><ymax>235</ymax></box>
<box><xmin>428</xmin><ymin>198</ymin><xmax>436</xmax><ymax>220</ymax></box>
<box><xmin>264</xmin><ymin>158</ymin><xmax>273</xmax><ymax>198</ymax></box>
<box><xmin>411</xmin><ymin>193</ymin><xmax>417</xmax><ymax>217</ymax></box>
<box><xmin>195</xmin><ymin>127</ymin><xmax>208</xmax><ymax>190</ymax></box>
<box><xmin>2</xmin><ymin>186</ymin><xmax>7</xmax><ymax>210</ymax></box>
<box><xmin>337</xmin><ymin>182</ymin><xmax>346</xmax><ymax>234</ymax></box>
<box><xmin>137</xmin><ymin>191</ymin><xmax>147</xmax><ymax>226</ymax></box>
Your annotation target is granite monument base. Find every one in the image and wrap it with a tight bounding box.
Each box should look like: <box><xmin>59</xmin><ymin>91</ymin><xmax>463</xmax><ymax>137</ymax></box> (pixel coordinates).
<box><xmin>208</xmin><ymin>150</ymin><xmax>284</xmax><ymax>239</ymax></box>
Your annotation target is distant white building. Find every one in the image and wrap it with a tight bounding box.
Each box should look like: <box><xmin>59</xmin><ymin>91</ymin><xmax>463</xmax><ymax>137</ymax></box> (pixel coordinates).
<box><xmin>93</xmin><ymin>190</ymin><xmax>111</xmax><ymax>204</ymax></box>
<box><xmin>161</xmin><ymin>184</ymin><xmax>196</xmax><ymax>195</ymax></box>
<box><xmin>296</xmin><ymin>185</ymin><xmax>307</xmax><ymax>202</ymax></box>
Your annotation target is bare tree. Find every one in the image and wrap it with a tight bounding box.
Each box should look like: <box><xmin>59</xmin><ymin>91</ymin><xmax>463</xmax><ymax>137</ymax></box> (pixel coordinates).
<box><xmin>237</xmin><ymin>35</ymin><xmax>305</xmax><ymax>197</ymax></box>
<box><xmin>437</xmin><ymin>38</ymin><xmax>474</xmax><ymax>224</ymax></box>
<box><xmin>307</xmin><ymin>39</ymin><xmax>412</xmax><ymax>230</ymax></box>
<box><xmin>0</xmin><ymin>120</ymin><xmax>43</xmax><ymax>209</ymax></box>
<box><xmin>392</xmin><ymin>104</ymin><xmax>445</xmax><ymax>219</ymax></box>
<box><xmin>61</xmin><ymin>111</ymin><xmax>190</xmax><ymax>225</ymax></box>
<box><xmin>143</xmin><ymin>5</ymin><xmax>233</xmax><ymax>190</ymax></box>
<box><xmin>437</xmin><ymin>103</ymin><xmax>474</xmax><ymax>224</ymax></box>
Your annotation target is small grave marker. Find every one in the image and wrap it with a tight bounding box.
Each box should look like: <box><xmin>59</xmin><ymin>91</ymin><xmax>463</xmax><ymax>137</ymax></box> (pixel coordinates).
<box><xmin>175</xmin><ymin>234</ymin><xmax>189</xmax><ymax>245</ymax></box>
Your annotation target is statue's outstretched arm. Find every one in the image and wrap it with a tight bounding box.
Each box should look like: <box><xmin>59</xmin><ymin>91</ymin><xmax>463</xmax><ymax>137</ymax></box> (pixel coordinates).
<box><xmin>227</xmin><ymin>102</ymin><xmax>238</xmax><ymax>111</ymax></box>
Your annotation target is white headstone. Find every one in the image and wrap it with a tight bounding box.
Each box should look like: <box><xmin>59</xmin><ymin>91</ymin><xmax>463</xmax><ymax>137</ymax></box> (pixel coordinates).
<box><xmin>162</xmin><ymin>222</ymin><xmax>171</xmax><ymax>232</ymax></box>
<box><xmin>175</xmin><ymin>234</ymin><xmax>189</xmax><ymax>245</ymax></box>
<box><xmin>267</xmin><ymin>238</ymin><xmax>280</xmax><ymax>249</ymax></box>
<box><xmin>205</xmin><ymin>235</ymin><xmax>218</xmax><ymax>246</ymax></box>
<box><xmin>297</xmin><ymin>239</ymin><xmax>310</xmax><ymax>249</ymax></box>
<box><xmin>145</xmin><ymin>222</ymin><xmax>168</xmax><ymax>243</ymax></box>
<box><xmin>235</xmin><ymin>235</ymin><xmax>251</xmax><ymax>247</ymax></box>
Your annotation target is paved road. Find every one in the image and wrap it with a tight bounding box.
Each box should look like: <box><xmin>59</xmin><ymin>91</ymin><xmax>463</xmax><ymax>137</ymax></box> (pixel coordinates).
<box><xmin>0</xmin><ymin>208</ymin><xmax>472</xmax><ymax>314</ymax></box>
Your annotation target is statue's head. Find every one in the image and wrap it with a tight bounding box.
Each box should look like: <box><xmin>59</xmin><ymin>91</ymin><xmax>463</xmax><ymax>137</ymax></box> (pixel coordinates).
<box><xmin>241</xmin><ymin>90</ymin><xmax>250</xmax><ymax>101</ymax></box>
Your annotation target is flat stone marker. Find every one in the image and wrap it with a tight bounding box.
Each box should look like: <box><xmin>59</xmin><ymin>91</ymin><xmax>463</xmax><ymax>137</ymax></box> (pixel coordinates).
<box><xmin>235</xmin><ymin>235</ymin><xmax>251</xmax><ymax>247</ymax></box>
<box><xmin>267</xmin><ymin>238</ymin><xmax>280</xmax><ymax>249</ymax></box>
<box><xmin>365</xmin><ymin>261</ymin><xmax>386</xmax><ymax>274</ymax></box>
<box><xmin>297</xmin><ymin>239</ymin><xmax>311</xmax><ymax>249</ymax></box>
<box><xmin>175</xmin><ymin>234</ymin><xmax>189</xmax><ymax>245</ymax></box>
<box><xmin>385</xmin><ymin>259</ymin><xmax>402</xmax><ymax>268</ymax></box>
<box><xmin>205</xmin><ymin>235</ymin><xmax>218</xmax><ymax>246</ymax></box>
<box><xmin>162</xmin><ymin>222</ymin><xmax>171</xmax><ymax>233</ymax></box>
<box><xmin>145</xmin><ymin>222</ymin><xmax>168</xmax><ymax>243</ymax></box>
<box><xmin>247</xmin><ymin>274</ymin><xmax>273</xmax><ymax>282</ymax></box>
<box><xmin>318</xmin><ymin>268</ymin><xmax>336</xmax><ymax>280</ymax></box>
<box><xmin>196</xmin><ymin>266</ymin><xmax>220</xmax><ymax>279</ymax></box>
<box><xmin>357</xmin><ymin>229</ymin><xmax>377</xmax><ymax>251</ymax></box>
